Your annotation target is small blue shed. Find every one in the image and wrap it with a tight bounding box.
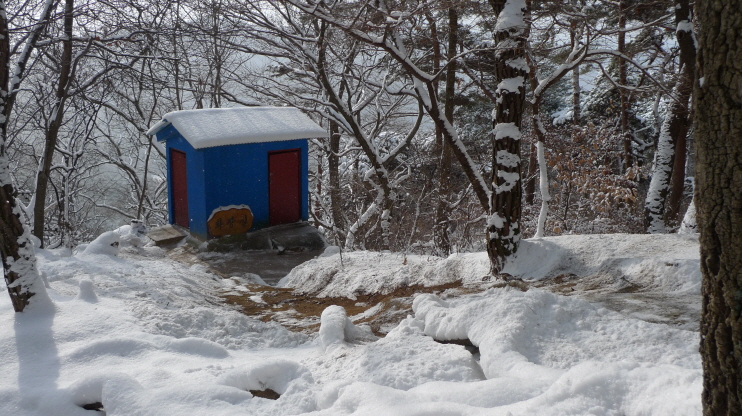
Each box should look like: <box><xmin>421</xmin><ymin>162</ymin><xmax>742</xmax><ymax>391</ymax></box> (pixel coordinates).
<box><xmin>146</xmin><ymin>107</ymin><xmax>327</xmax><ymax>240</ymax></box>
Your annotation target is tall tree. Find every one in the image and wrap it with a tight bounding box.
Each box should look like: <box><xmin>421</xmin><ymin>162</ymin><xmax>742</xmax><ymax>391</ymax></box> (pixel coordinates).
<box><xmin>694</xmin><ymin>0</ymin><xmax>742</xmax><ymax>414</ymax></box>
<box><xmin>33</xmin><ymin>0</ymin><xmax>74</xmax><ymax>246</ymax></box>
<box><xmin>664</xmin><ymin>0</ymin><xmax>696</xmax><ymax>224</ymax></box>
<box><xmin>431</xmin><ymin>4</ymin><xmax>457</xmax><ymax>257</ymax></box>
<box><xmin>643</xmin><ymin>0</ymin><xmax>696</xmax><ymax>233</ymax></box>
<box><xmin>617</xmin><ymin>0</ymin><xmax>633</xmax><ymax>169</ymax></box>
<box><xmin>486</xmin><ymin>0</ymin><xmax>528</xmax><ymax>272</ymax></box>
<box><xmin>0</xmin><ymin>0</ymin><xmax>50</xmax><ymax>312</ymax></box>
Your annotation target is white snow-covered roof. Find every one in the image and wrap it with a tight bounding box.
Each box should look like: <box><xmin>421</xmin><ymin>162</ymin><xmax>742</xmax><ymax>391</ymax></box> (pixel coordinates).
<box><xmin>146</xmin><ymin>107</ymin><xmax>328</xmax><ymax>149</ymax></box>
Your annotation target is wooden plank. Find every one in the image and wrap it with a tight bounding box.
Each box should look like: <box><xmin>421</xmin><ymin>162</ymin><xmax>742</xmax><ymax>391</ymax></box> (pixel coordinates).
<box><xmin>147</xmin><ymin>225</ymin><xmax>186</xmax><ymax>246</ymax></box>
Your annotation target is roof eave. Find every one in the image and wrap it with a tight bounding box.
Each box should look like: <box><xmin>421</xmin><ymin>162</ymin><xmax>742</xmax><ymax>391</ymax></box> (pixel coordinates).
<box><xmin>145</xmin><ymin>119</ymin><xmax>171</xmax><ymax>137</ymax></box>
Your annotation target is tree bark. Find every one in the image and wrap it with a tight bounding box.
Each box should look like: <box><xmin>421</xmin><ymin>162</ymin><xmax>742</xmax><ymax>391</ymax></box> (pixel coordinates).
<box><xmin>618</xmin><ymin>0</ymin><xmax>634</xmax><ymax>169</ymax></box>
<box><xmin>618</xmin><ymin>0</ymin><xmax>633</xmax><ymax>169</ymax></box>
<box><xmin>644</xmin><ymin>0</ymin><xmax>696</xmax><ymax>233</ymax></box>
<box><xmin>644</xmin><ymin>71</ymin><xmax>693</xmax><ymax>233</ymax></box>
<box><xmin>0</xmin><ymin>0</ymin><xmax>43</xmax><ymax>312</ymax></box>
<box><xmin>694</xmin><ymin>0</ymin><xmax>742</xmax><ymax>414</ymax></box>
<box><xmin>570</xmin><ymin>0</ymin><xmax>581</xmax><ymax>125</ymax></box>
<box><xmin>328</xmin><ymin>121</ymin><xmax>344</xmax><ymax>244</ymax></box>
<box><xmin>33</xmin><ymin>0</ymin><xmax>74</xmax><ymax>246</ymax></box>
<box><xmin>665</xmin><ymin>0</ymin><xmax>697</xmax><ymax>224</ymax></box>
<box><xmin>486</xmin><ymin>0</ymin><xmax>527</xmax><ymax>273</ymax></box>
<box><xmin>433</xmin><ymin>7</ymin><xmax>457</xmax><ymax>257</ymax></box>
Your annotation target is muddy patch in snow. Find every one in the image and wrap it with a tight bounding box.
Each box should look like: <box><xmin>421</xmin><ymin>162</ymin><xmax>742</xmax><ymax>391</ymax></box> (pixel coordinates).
<box><xmin>219</xmin><ymin>281</ymin><xmax>488</xmax><ymax>335</ymax></box>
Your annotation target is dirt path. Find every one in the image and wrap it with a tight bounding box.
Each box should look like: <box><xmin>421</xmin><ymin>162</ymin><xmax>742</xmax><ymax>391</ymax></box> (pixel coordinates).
<box><xmin>168</xmin><ymin>245</ymin><xmax>701</xmax><ymax>335</ymax></box>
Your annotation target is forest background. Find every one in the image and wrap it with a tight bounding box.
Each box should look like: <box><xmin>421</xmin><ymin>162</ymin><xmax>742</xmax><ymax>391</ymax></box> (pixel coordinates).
<box><xmin>0</xmin><ymin>0</ymin><xmax>696</xmax><ymax>271</ymax></box>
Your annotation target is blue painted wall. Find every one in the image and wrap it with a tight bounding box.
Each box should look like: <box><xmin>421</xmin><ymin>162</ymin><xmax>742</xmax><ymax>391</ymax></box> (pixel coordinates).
<box><xmin>162</xmin><ymin>127</ymin><xmax>207</xmax><ymax>238</ymax></box>
<box><xmin>205</xmin><ymin>139</ymin><xmax>308</xmax><ymax>231</ymax></box>
<box><xmin>158</xmin><ymin>126</ymin><xmax>308</xmax><ymax>240</ymax></box>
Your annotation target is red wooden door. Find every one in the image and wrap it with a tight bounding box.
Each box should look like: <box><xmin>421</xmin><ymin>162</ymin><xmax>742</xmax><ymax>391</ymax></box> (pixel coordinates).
<box><xmin>269</xmin><ymin>149</ymin><xmax>301</xmax><ymax>225</ymax></box>
<box><xmin>171</xmin><ymin>149</ymin><xmax>189</xmax><ymax>228</ymax></box>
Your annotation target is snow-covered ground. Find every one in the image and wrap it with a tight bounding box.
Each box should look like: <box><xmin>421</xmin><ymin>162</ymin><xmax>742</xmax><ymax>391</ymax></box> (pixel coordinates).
<box><xmin>0</xmin><ymin>233</ymin><xmax>701</xmax><ymax>415</ymax></box>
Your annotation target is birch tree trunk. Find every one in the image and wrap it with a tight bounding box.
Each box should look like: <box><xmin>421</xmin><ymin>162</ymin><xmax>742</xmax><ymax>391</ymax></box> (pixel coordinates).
<box><xmin>695</xmin><ymin>0</ymin><xmax>742</xmax><ymax>413</ymax></box>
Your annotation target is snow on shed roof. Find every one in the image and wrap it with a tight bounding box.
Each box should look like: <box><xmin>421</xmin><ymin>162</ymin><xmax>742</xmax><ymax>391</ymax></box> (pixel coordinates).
<box><xmin>146</xmin><ymin>107</ymin><xmax>328</xmax><ymax>149</ymax></box>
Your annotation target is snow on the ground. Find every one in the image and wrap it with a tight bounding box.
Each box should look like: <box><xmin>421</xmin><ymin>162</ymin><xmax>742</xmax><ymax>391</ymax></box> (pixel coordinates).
<box><xmin>280</xmin><ymin>233</ymin><xmax>701</xmax><ymax>298</ymax></box>
<box><xmin>0</xmin><ymin>233</ymin><xmax>701</xmax><ymax>415</ymax></box>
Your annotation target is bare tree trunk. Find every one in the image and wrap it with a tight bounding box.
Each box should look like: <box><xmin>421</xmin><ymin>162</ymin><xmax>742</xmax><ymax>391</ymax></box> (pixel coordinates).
<box><xmin>665</xmin><ymin>0</ymin><xmax>697</xmax><ymax>224</ymax></box>
<box><xmin>618</xmin><ymin>0</ymin><xmax>632</xmax><ymax>169</ymax></box>
<box><xmin>433</xmin><ymin>6</ymin><xmax>457</xmax><ymax>257</ymax></box>
<box><xmin>486</xmin><ymin>0</ymin><xmax>528</xmax><ymax>273</ymax></box>
<box><xmin>524</xmin><ymin>143</ymin><xmax>537</xmax><ymax>205</ymax></box>
<box><xmin>570</xmin><ymin>2</ymin><xmax>581</xmax><ymax>125</ymax></box>
<box><xmin>695</xmin><ymin>1</ymin><xmax>742</xmax><ymax>413</ymax></box>
<box><xmin>644</xmin><ymin>0</ymin><xmax>695</xmax><ymax>233</ymax></box>
<box><xmin>328</xmin><ymin>121</ymin><xmax>344</xmax><ymax>244</ymax></box>
<box><xmin>644</xmin><ymin>72</ymin><xmax>693</xmax><ymax>233</ymax></box>
<box><xmin>524</xmin><ymin>63</ymin><xmax>538</xmax><ymax>206</ymax></box>
<box><xmin>0</xmin><ymin>0</ymin><xmax>46</xmax><ymax>312</ymax></box>
<box><xmin>33</xmin><ymin>0</ymin><xmax>74</xmax><ymax>246</ymax></box>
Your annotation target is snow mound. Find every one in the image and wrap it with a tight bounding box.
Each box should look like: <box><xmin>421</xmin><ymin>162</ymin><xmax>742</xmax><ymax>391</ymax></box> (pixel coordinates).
<box><xmin>218</xmin><ymin>359</ymin><xmax>313</xmax><ymax>395</ymax></box>
<box><xmin>279</xmin><ymin>251</ymin><xmax>489</xmax><ymax>298</ymax></box>
<box><xmin>414</xmin><ymin>289</ymin><xmax>700</xmax><ymax>374</ymax></box>
<box><xmin>305</xmin><ymin>315</ymin><xmax>483</xmax><ymax>391</ymax></box>
<box><xmin>241</xmin><ymin>273</ymin><xmax>268</xmax><ymax>286</ymax></box>
<box><xmin>308</xmin><ymin>286</ymin><xmax>700</xmax><ymax>415</ymax></box>
<box><xmin>114</xmin><ymin>220</ymin><xmax>147</xmax><ymax>246</ymax></box>
<box><xmin>319</xmin><ymin>305</ymin><xmax>348</xmax><ymax>347</ymax></box>
<box><xmin>318</xmin><ymin>305</ymin><xmax>377</xmax><ymax>348</ymax></box>
<box><xmin>75</xmin><ymin>279</ymin><xmax>98</xmax><ymax>303</ymax></box>
<box><xmin>82</xmin><ymin>231</ymin><xmax>121</xmax><ymax>256</ymax></box>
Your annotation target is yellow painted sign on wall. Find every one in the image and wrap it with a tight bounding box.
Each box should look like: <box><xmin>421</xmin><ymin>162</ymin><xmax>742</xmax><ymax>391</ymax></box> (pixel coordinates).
<box><xmin>207</xmin><ymin>206</ymin><xmax>254</xmax><ymax>237</ymax></box>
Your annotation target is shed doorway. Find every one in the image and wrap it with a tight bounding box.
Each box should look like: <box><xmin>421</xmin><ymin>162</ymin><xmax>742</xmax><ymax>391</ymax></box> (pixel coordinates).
<box><xmin>269</xmin><ymin>149</ymin><xmax>301</xmax><ymax>225</ymax></box>
<box><xmin>171</xmin><ymin>149</ymin><xmax>189</xmax><ymax>228</ymax></box>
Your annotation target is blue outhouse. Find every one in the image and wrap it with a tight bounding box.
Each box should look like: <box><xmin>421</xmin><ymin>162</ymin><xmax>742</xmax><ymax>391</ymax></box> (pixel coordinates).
<box><xmin>146</xmin><ymin>107</ymin><xmax>327</xmax><ymax>240</ymax></box>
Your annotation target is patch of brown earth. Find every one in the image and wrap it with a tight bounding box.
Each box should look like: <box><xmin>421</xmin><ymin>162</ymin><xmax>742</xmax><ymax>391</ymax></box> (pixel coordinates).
<box><xmin>220</xmin><ymin>281</ymin><xmax>467</xmax><ymax>335</ymax></box>
<box><xmin>220</xmin><ymin>279</ymin><xmax>528</xmax><ymax>336</ymax></box>
<box><xmin>250</xmin><ymin>389</ymin><xmax>281</xmax><ymax>400</ymax></box>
